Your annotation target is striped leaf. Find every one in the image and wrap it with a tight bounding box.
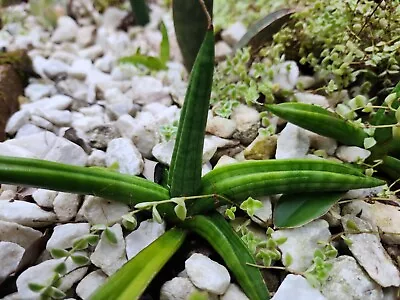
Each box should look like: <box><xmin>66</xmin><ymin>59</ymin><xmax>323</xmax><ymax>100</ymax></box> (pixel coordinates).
<box><xmin>91</xmin><ymin>228</ymin><xmax>186</xmax><ymax>300</ymax></box>
<box><xmin>168</xmin><ymin>28</ymin><xmax>214</xmax><ymax>197</ymax></box>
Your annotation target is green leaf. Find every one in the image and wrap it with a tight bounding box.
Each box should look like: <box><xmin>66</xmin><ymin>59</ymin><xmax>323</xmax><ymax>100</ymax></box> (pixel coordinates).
<box><xmin>91</xmin><ymin>228</ymin><xmax>186</xmax><ymax>300</ymax></box>
<box><xmin>173</xmin><ymin>0</ymin><xmax>213</xmax><ymax>71</ymax></box>
<box><xmin>274</xmin><ymin>192</ymin><xmax>344</xmax><ymax>228</ymax></box>
<box><xmin>174</xmin><ymin>203</ymin><xmax>187</xmax><ymax>221</ymax></box>
<box><xmin>189</xmin><ymin>291</ymin><xmax>209</xmax><ymax>300</ymax></box>
<box><xmin>159</xmin><ymin>21</ymin><xmax>170</xmax><ymax>64</ymax></box>
<box><xmin>104</xmin><ymin>228</ymin><xmax>118</xmax><ymax>244</ymax></box>
<box><xmin>50</xmin><ymin>248</ymin><xmax>69</xmax><ymax>259</ymax></box>
<box><xmin>71</xmin><ymin>254</ymin><xmax>90</xmax><ymax>266</ymax></box>
<box><xmin>129</xmin><ymin>0</ymin><xmax>149</xmax><ymax>26</ymax></box>
<box><xmin>181</xmin><ymin>213</ymin><xmax>270</xmax><ymax>300</ymax></box>
<box><xmin>72</xmin><ymin>238</ymin><xmax>89</xmax><ymax>250</ymax></box>
<box><xmin>379</xmin><ymin>155</ymin><xmax>400</xmax><ymax>180</ymax></box>
<box><xmin>240</xmin><ymin>197</ymin><xmax>263</xmax><ymax>217</ymax></box>
<box><xmin>91</xmin><ymin>224</ymin><xmax>107</xmax><ymax>231</ymax></box>
<box><xmin>53</xmin><ymin>262</ymin><xmax>67</xmax><ymax>275</ymax></box>
<box><xmin>152</xmin><ymin>205</ymin><xmax>163</xmax><ymax>224</ymax></box>
<box><xmin>168</xmin><ymin>29</ymin><xmax>215</xmax><ymax>197</ymax></box>
<box><xmin>28</xmin><ymin>282</ymin><xmax>45</xmax><ymax>292</ymax></box>
<box><xmin>266</xmin><ymin>103</ymin><xmax>368</xmax><ymax>147</ymax></box>
<box><xmin>47</xmin><ymin>286</ymin><xmax>66</xmax><ymax>299</ymax></box>
<box><xmin>85</xmin><ymin>234</ymin><xmax>100</xmax><ymax>246</ymax></box>
<box><xmin>234</xmin><ymin>8</ymin><xmax>295</xmax><ymax>53</ymax></box>
<box><xmin>118</xmin><ymin>55</ymin><xmax>166</xmax><ymax>71</ymax></box>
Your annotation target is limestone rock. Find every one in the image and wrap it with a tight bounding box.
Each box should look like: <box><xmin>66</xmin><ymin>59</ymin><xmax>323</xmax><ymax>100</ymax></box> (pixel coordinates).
<box><xmin>46</xmin><ymin>223</ymin><xmax>90</xmax><ymax>250</ymax></box>
<box><xmin>76</xmin><ymin>270</ymin><xmax>107</xmax><ymax>300</ymax></box>
<box><xmin>271</xmin><ymin>274</ymin><xmax>326</xmax><ymax>300</ymax></box>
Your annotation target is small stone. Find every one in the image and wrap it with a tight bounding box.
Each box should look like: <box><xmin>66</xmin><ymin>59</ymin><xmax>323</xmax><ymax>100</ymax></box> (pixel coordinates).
<box><xmin>56</xmin><ymin>79</ymin><xmax>88</xmax><ymax>102</ymax></box>
<box><xmin>342</xmin><ymin>200</ymin><xmax>400</xmax><ymax>244</ymax></box>
<box><xmin>276</xmin><ymin>123</ymin><xmax>310</xmax><ymax>159</ymax></box>
<box><xmin>296</xmin><ymin>76</ymin><xmax>316</xmax><ymax>90</ymax></box>
<box><xmin>46</xmin><ymin>223</ymin><xmax>90</xmax><ymax>251</ymax></box>
<box><xmin>0</xmin><ymin>242</ymin><xmax>25</xmax><ymax>284</ymax></box>
<box><xmin>6</xmin><ymin>110</ymin><xmax>30</xmax><ymax>135</ymax></box>
<box><xmin>185</xmin><ymin>253</ymin><xmax>230</xmax><ymax>295</ymax></box>
<box><xmin>294</xmin><ymin>92</ymin><xmax>330</xmax><ymax>107</ymax></box>
<box><xmin>102</xmin><ymin>7</ymin><xmax>127</xmax><ymax>30</ymax></box>
<box><xmin>343</xmin><ymin>186</ymin><xmax>385</xmax><ymax>200</ymax></box>
<box><xmin>220</xmin><ymin>284</ymin><xmax>249</xmax><ymax>300</ymax></box>
<box><xmin>130</xmin><ymin>76</ymin><xmax>170</xmax><ymax>105</ymax></box>
<box><xmin>68</xmin><ymin>58</ymin><xmax>93</xmax><ymax>80</ymax></box>
<box><xmin>87</xmin><ymin>150</ymin><xmax>106</xmax><ymax>167</ymax></box>
<box><xmin>53</xmin><ymin>192</ymin><xmax>80</xmax><ymax>222</ymax></box>
<box><xmin>306</xmin><ymin>131</ymin><xmax>337</xmax><ymax>155</ymax></box>
<box><xmin>341</xmin><ymin>215</ymin><xmax>400</xmax><ymax>287</ymax></box>
<box><xmin>30</xmin><ymin>115</ymin><xmax>54</xmax><ymax>131</ymax></box>
<box><xmin>142</xmin><ymin>159</ymin><xmax>158</xmax><ymax>182</ymax></box>
<box><xmin>76</xmin><ymin>270</ymin><xmax>108</xmax><ymax>300</ymax></box>
<box><xmin>221</xmin><ymin>22</ymin><xmax>247</xmax><ymax>46</ymax></box>
<box><xmin>215</xmin><ymin>41</ymin><xmax>232</xmax><ymax>61</ymax></box>
<box><xmin>72</xmin><ymin>115</ymin><xmax>105</xmax><ymax>132</ymax></box>
<box><xmin>251</xmin><ymin>196</ymin><xmax>272</xmax><ymax>227</ymax></box>
<box><xmin>52</xmin><ymin>16</ymin><xmax>79</xmax><ymax>43</ymax></box>
<box><xmin>272</xmin><ymin>220</ymin><xmax>331</xmax><ymax>272</ymax></box>
<box><xmin>24</xmin><ymin>83</ymin><xmax>55</xmax><ymax>102</ymax></box>
<box><xmin>94</xmin><ymin>53</ymin><xmax>115</xmax><ymax>73</ymax></box>
<box><xmin>272</xmin><ymin>61</ymin><xmax>300</xmax><ymax>91</ymax></box>
<box><xmin>231</xmin><ymin>104</ymin><xmax>260</xmax><ymax>145</ymax></box>
<box><xmin>91</xmin><ymin>224</ymin><xmax>127</xmax><ymax>276</ymax></box>
<box><xmin>76</xmin><ymin>25</ymin><xmax>96</xmax><ymax>47</ymax></box>
<box><xmin>15</xmin><ymin>124</ymin><xmax>44</xmax><ymax>138</ymax></box>
<box><xmin>80</xmin><ymin>195</ymin><xmax>130</xmax><ymax>225</ymax></box>
<box><xmin>43</xmin><ymin>59</ymin><xmax>69</xmax><ymax>79</ymax></box>
<box><xmin>214</xmin><ymin>155</ymin><xmax>238</xmax><ymax>168</ymax></box>
<box><xmin>16</xmin><ymin>256</ymin><xmax>87</xmax><ymax>299</ymax></box>
<box><xmin>206</xmin><ymin>115</ymin><xmax>237</xmax><ymax>138</ymax></box>
<box><xmin>336</xmin><ymin>146</ymin><xmax>371</xmax><ymax>162</ymax></box>
<box><xmin>126</xmin><ymin>219</ymin><xmax>165</xmax><ymax>259</ymax></box>
<box><xmin>106</xmin><ymin>138</ymin><xmax>144</xmax><ymax>175</ymax></box>
<box><xmin>160</xmin><ymin>277</ymin><xmax>199</xmax><ymax>300</ymax></box>
<box><xmin>33</xmin><ymin>109</ymin><xmax>72</xmax><ymax>127</ymax></box>
<box><xmin>0</xmin><ymin>143</ymin><xmax>35</xmax><ymax>158</ymax></box>
<box><xmin>244</xmin><ymin>134</ymin><xmax>277</xmax><ymax>160</ymax></box>
<box><xmin>32</xmin><ymin>189</ymin><xmax>58</xmax><ymax>208</ymax></box>
<box><xmin>22</xmin><ymin>94</ymin><xmax>72</xmax><ymax>112</ymax></box>
<box><xmin>320</xmin><ymin>256</ymin><xmax>383</xmax><ymax>300</ymax></box>
<box><xmin>0</xmin><ymin>200</ymin><xmax>56</xmax><ymax>227</ymax></box>
<box><xmin>0</xmin><ymin>220</ymin><xmax>42</xmax><ymax>248</ymax></box>
<box><xmin>88</xmin><ymin>125</ymin><xmax>120</xmax><ymax>150</ymax></box>
<box><xmin>50</xmin><ymin>51</ymin><xmax>77</xmax><ymax>65</ymax></box>
<box><xmin>271</xmin><ymin>274</ymin><xmax>326</xmax><ymax>300</ymax></box>
<box><xmin>152</xmin><ymin>140</ymin><xmax>175</xmax><ymax>165</ymax></box>
<box><xmin>79</xmin><ymin>44</ymin><xmax>104</xmax><ymax>61</ymax></box>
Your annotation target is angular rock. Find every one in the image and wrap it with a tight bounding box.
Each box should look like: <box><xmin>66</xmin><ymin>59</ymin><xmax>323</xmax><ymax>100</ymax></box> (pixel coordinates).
<box><xmin>79</xmin><ymin>195</ymin><xmax>130</xmax><ymax>225</ymax></box>
<box><xmin>5</xmin><ymin>110</ymin><xmax>30</xmax><ymax>135</ymax></box>
<box><xmin>276</xmin><ymin>123</ymin><xmax>310</xmax><ymax>159</ymax></box>
<box><xmin>221</xmin><ymin>22</ymin><xmax>247</xmax><ymax>46</ymax></box>
<box><xmin>220</xmin><ymin>284</ymin><xmax>249</xmax><ymax>300</ymax></box>
<box><xmin>43</xmin><ymin>59</ymin><xmax>69</xmax><ymax>79</ymax></box>
<box><xmin>22</xmin><ymin>94</ymin><xmax>72</xmax><ymax>112</ymax></box>
<box><xmin>294</xmin><ymin>92</ymin><xmax>329</xmax><ymax>107</ymax></box>
<box><xmin>215</xmin><ymin>41</ymin><xmax>232</xmax><ymax>61</ymax></box>
<box><xmin>336</xmin><ymin>146</ymin><xmax>371</xmax><ymax>163</ymax></box>
<box><xmin>32</xmin><ymin>189</ymin><xmax>58</xmax><ymax>208</ymax></box>
<box><xmin>244</xmin><ymin>134</ymin><xmax>277</xmax><ymax>160</ymax></box>
<box><xmin>88</xmin><ymin>125</ymin><xmax>120</xmax><ymax>150</ymax></box>
<box><xmin>341</xmin><ymin>215</ymin><xmax>400</xmax><ymax>287</ymax></box>
<box><xmin>152</xmin><ymin>140</ymin><xmax>175</xmax><ymax>165</ymax></box>
<box><xmin>52</xmin><ymin>16</ymin><xmax>79</xmax><ymax>43</ymax></box>
<box><xmin>33</xmin><ymin>109</ymin><xmax>72</xmax><ymax>126</ymax></box>
<box><xmin>76</xmin><ymin>270</ymin><xmax>107</xmax><ymax>300</ymax></box>
<box><xmin>320</xmin><ymin>256</ymin><xmax>383</xmax><ymax>300</ymax></box>
<box><xmin>130</xmin><ymin>76</ymin><xmax>170</xmax><ymax>105</ymax></box>
<box><xmin>53</xmin><ymin>192</ymin><xmax>80</xmax><ymax>222</ymax></box>
<box><xmin>0</xmin><ymin>200</ymin><xmax>56</xmax><ymax>227</ymax></box>
<box><xmin>0</xmin><ymin>220</ymin><xmax>42</xmax><ymax>248</ymax></box>
<box><xmin>46</xmin><ymin>223</ymin><xmax>90</xmax><ymax>250</ymax></box>
<box><xmin>306</xmin><ymin>131</ymin><xmax>337</xmax><ymax>155</ymax></box>
<box><xmin>16</xmin><ymin>256</ymin><xmax>87</xmax><ymax>299</ymax></box>
<box><xmin>106</xmin><ymin>138</ymin><xmax>143</xmax><ymax>175</ymax></box>
<box><xmin>68</xmin><ymin>58</ymin><xmax>93</xmax><ymax>80</ymax></box>
<box><xmin>185</xmin><ymin>253</ymin><xmax>230</xmax><ymax>295</ymax></box>
<box><xmin>206</xmin><ymin>115</ymin><xmax>237</xmax><ymax>138</ymax></box>
<box><xmin>102</xmin><ymin>7</ymin><xmax>127</xmax><ymax>30</ymax></box>
<box><xmin>272</xmin><ymin>61</ymin><xmax>300</xmax><ymax>91</ymax></box>
<box><xmin>231</xmin><ymin>104</ymin><xmax>260</xmax><ymax>145</ymax></box>
<box><xmin>0</xmin><ymin>241</ymin><xmax>25</xmax><ymax>284</ymax></box>
<box><xmin>160</xmin><ymin>277</ymin><xmax>199</xmax><ymax>300</ymax></box>
<box><xmin>271</xmin><ymin>274</ymin><xmax>326</xmax><ymax>300</ymax></box>
<box><xmin>272</xmin><ymin>220</ymin><xmax>331</xmax><ymax>272</ymax></box>
<box><xmin>91</xmin><ymin>224</ymin><xmax>127</xmax><ymax>276</ymax></box>
<box><xmin>76</xmin><ymin>25</ymin><xmax>96</xmax><ymax>48</ymax></box>
<box><xmin>343</xmin><ymin>201</ymin><xmax>400</xmax><ymax>244</ymax></box>
<box><xmin>87</xmin><ymin>149</ymin><xmax>106</xmax><ymax>167</ymax></box>
<box><xmin>125</xmin><ymin>219</ymin><xmax>165</xmax><ymax>259</ymax></box>
<box><xmin>24</xmin><ymin>83</ymin><xmax>55</xmax><ymax>102</ymax></box>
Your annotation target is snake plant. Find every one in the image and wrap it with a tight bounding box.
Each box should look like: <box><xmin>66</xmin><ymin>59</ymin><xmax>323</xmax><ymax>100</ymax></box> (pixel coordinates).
<box><xmin>0</xmin><ymin>1</ymin><xmax>385</xmax><ymax>299</ymax></box>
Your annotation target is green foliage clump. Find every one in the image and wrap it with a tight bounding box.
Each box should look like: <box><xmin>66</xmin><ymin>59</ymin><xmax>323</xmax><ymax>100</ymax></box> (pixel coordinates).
<box><xmin>211</xmin><ymin>47</ymin><xmax>276</xmax><ymax>118</ymax></box>
<box><xmin>213</xmin><ymin>0</ymin><xmax>293</xmax><ymax>31</ymax></box>
<box><xmin>30</xmin><ymin>0</ymin><xmax>61</xmax><ymax>29</ymax></box>
<box><xmin>268</xmin><ymin>0</ymin><xmax>400</xmax><ymax>92</ymax></box>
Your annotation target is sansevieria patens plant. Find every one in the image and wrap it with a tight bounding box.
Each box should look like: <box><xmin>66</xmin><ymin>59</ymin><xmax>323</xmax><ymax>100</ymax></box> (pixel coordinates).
<box><xmin>0</xmin><ymin>1</ymin><xmax>385</xmax><ymax>299</ymax></box>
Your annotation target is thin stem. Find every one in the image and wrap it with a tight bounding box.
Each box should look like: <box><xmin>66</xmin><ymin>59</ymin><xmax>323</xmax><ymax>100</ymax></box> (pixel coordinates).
<box><xmin>198</xmin><ymin>0</ymin><xmax>212</xmax><ymax>29</ymax></box>
<box><xmin>365</xmin><ymin>123</ymin><xmax>399</xmax><ymax>129</ymax></box>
